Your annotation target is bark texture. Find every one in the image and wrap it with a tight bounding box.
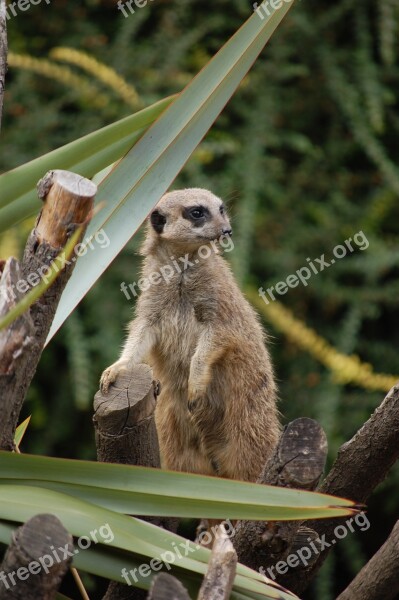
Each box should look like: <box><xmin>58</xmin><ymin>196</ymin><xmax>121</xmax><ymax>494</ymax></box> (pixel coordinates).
<box><xmin>198</xmin><ymin>523</ymin><xmax>237</xmax><ymax>600</ymax></box>
<box><xmin>0</xmin><ymin>170</ymin><xmax>96</xmax><ymax>450</ymax></box>
<box><xmin>95</xmin><ymin>366</ymin><xmax>176</xmax><ymax>600</ymax></box>
<box><xmin>0</xmin><ymin>514</ymin><xmax>73</xmax><ymax>600</ymax></box>
<box><xmin>336</xmin><ymin>520</ymin><xmax>399</xmax><ymax>600</ymax></box>
<box><xmin>147</xmin><ymin>574</ymin><xmax>190</xmax><ymax>600</ymax></box>
<box><xmin>279</xmin><ymin>384</ymin><xmax>399</xmax><ymax>595</ymax></box>
<box><xmin>233</xmin><ymin>418</ymin><xmax>327</xmax><ymax>572</ymax></box>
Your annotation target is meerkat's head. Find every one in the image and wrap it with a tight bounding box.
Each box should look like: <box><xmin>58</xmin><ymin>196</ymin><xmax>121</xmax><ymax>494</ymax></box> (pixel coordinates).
<box><xmin>144</xmin><ymin>188</ymin><xmax>232</xmax><ymax>253</ymax></box>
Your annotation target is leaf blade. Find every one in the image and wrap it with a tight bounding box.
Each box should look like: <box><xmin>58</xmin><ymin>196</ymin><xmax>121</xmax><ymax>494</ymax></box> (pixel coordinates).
<box><xmin>0</xmin><ymin>452</ymin><xmax>358</xmax><ymax>521</ymax></box>
<box><xmin>0</xmin><ymin>96</ymin><xmax>175</xmax><ymax>213</ymax></box>
<box><xmin>47</xmin><ymin>2</ymin><xmax>295</xmax><ymax>342</ymax></box>
<box><xmin>0</xmin><ymin>485</ymin><xmax>296</xmax><ymax>600</ymax></box>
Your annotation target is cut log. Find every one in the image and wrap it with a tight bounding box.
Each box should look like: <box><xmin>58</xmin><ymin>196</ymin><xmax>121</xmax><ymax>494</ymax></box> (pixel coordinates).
<box><xmin>0</xmin><ymin>513</ymin><xmax>73</xmax><ymax>600</ymax></box>
<box><xmin>233</xmin><ymin>418</ymin><xmax>327</xmax><ymax>572</ymax></box>
<box><xmin>279</xmin><ymin>384</ymin><xmax>399</xmax><ymax>595</ymax></box>
<box><xmin>147</xmin><ymin>573</ymin><xmax>190</xmax><ymax>600</ymax></box>
<box><xmin>94</xmin><ymin>365</ymin><xmax>160</xmax><ymax>469</ymax></box>
<box><xmin>95</xmin><ymin>366</ymin><xmax>176</xmax><ymax>600</ymax></box>
<box><xmin>0</xmin><ymin>170</ymin><xmax>96</xmax><ymax>450</ymax></box>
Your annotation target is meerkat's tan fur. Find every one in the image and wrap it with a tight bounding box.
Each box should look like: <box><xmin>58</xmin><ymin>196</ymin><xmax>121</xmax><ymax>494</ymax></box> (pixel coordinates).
<box><xmin>101</xmin><ymin>188</ymin><xmax>280</xmax><ymax>482</ymax></box>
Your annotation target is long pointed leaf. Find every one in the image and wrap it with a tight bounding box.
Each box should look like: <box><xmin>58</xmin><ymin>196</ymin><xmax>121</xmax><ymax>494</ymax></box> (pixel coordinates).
<box><xmin>0</xmin><ymin>96</ymin><xmax>174</xmax><ymax>215</ymax></box>
<box><xmin>0</xmin><ymin>132</ymin><xmax>143</xmax><ymax>233</ymax></box>
<box><xmin>0</xmin><ymin>486</ymin><xmax>296</xmax><ymax>600</ymax></box>
<box><xmin>13</xmin><ymin>416</ymin><xmax>31</xmax><ymax>450</ymax></box>
<box><xmin>0</xmin><ymin>452</ymin><xmax>358</xmax><ymax>521</ymax></box>
<box><xmin>47</xmin><ymin>2</ymin><xmax>295</xmax><ymax>342</ymax></box>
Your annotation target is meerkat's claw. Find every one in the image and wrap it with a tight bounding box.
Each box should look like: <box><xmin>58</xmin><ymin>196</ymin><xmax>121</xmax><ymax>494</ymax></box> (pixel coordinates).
<box><xmin>100</xmin><ymin>369</ymin><xmax>114</xmax><ymax>394</ymax></box>
<box><xmin>100</xmin><ymin>362</ymin><xmax>127</xmax><ymax>394</ymax></box>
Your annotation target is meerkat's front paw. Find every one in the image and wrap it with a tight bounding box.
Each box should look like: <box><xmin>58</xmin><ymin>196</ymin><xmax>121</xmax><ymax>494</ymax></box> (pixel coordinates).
<box><xmin>100</xmin><ymin>361</ymin><xmax>128</xmax><ymax>394</ymax></box>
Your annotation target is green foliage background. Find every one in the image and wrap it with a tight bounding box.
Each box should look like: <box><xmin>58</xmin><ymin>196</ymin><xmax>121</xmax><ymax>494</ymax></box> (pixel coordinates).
<box><xmin>1</xmin><ymin>0</ymin><xmax>399</xmax><ymax>598</ymax></box>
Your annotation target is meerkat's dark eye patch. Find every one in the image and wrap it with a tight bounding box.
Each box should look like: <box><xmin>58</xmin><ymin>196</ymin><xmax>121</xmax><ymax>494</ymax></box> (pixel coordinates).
<box><xmin>150</xmin><ymin>210</ymin><xmax>167</xmax><ymax>234</ymax></box>
<box><xmin>182</xmin><ymin>205</ymin><xmax>211</xmax><ymax>227</ymax></box>
<box><xmin>219</xmin><ymin>204</ymin><xmax>225</xmax><ymax>215</ymax></box>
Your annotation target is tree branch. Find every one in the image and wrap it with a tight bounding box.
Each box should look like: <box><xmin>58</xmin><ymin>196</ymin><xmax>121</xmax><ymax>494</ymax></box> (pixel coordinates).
<box><xmin>198</xmin><ymin>523</ymin><xmax>237</xmax><ymax>600</ymax></box>
<box><xmin>320</xmin><ymin>384</ymin><xmax>399</xmax><ymax>502</ymax></box>
<box><xmin>278</xmin><ymin>383</ymin><xmax>399</xmax><ymax>595</ymax></box>
<box><xmin>0</xmin><ymin>170</ymin><xmax>96</xmax><ymax>450</ymax></box>
<box><xmin>0</xmin><ymin>258</ymin><xmax>35</xmax><ymax>376</ymax></box>
<box><xmin>337</xmin><ymin>519</ymin><xmax>399</xmax><ymax>600</ymax></box>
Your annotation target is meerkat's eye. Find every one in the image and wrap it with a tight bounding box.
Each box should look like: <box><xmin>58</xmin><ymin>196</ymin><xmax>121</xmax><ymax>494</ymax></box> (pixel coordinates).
<box><xmin>183</xmin><ymin>205</ymin><xmax>210</xmax><ymax>224</ymax></box>
<box><xmin>219</xmin><ymin>204</ymin><xmax>225</xmax><ymax>215</ymax></box>
<box><xmin>190</xmin><ymin>208</ymin><xmax>204</xmax><ymax>219</ymax></box>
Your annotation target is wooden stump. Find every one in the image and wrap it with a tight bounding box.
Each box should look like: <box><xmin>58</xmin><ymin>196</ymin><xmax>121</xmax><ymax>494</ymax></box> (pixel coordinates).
<box><xmin>94</xmin><ymin>365</ymin><xmax>160</xmax><ymax>469</ymax></box>
<box><xmin>94</xmin><ymin>365</ymin><xmax>177</xmax><ymax>600</ymax></box>
<box><xmin>0</xmin><ymin>514</ymin><xmax>73</xmax><ymax>600</ymax></box>
<box><xmin>148</xmin><ymin>574</ymin><xmax>190</xmax><ymax>600</ymax></box>
<box><xmin>233</xmin><ymin>418</ymin><xmax>327</xmax><ymax>572</ymax></box>
<box><xmin>0</xmin><ymin>169</ymin><xmax>96</xmax><ymax>450</ymax></box>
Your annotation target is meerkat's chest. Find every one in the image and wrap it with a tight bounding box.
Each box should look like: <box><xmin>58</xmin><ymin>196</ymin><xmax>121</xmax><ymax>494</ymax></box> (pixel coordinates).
<box><xmin>159</xmin><ymin>290</ymin><xmax>202</xmax><ymax>355</ymax></box>
<box><xmin>146</xmin><ymin>276</ymin><xmax>206</xmax><ymax>377</ymax></box>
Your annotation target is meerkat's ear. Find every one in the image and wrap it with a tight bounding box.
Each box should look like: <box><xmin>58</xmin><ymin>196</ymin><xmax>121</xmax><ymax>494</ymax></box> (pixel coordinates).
<box><xmin>150</xmin><ymin>209</ymin><xmax>167</xmax><ymax>234</ymax></box>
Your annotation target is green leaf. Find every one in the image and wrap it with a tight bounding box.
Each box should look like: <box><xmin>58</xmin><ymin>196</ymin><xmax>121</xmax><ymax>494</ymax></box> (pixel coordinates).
<box><xmin>13</xmin><ymin>417</ymin><xmax>31</xmax><ymax>450</ymax></box>
<box><xmin>0</xmin><ymin>95</ymin><xmax>175</xmax><ymax>230</ymax></box>
<box><xmin>0</xmin><ymin>452</ymin><xmax>357</xmax><ymax>521</ymax></box>
<box><xmin>47</xmin><ymin>1</ymin><xmax>295</xmax><ymax>342</ymax></box>
<box><xmin>0</xmin><ymin>486</ymin><xmax>296</xmax><ymax>600</ymax></box>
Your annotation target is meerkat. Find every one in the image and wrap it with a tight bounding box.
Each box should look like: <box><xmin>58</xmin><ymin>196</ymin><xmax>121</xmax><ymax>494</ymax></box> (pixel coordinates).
<box><xmin>100</xmin><ymin>188</ymin><xmax>280</xmax><ymax>484</ymax></box>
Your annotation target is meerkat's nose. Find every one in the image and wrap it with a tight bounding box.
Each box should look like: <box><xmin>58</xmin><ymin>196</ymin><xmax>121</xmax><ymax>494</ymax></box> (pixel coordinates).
<box><xmin>222</xmin><ymin>228</ymin><xmax>233</xmax><ymax>236</ymax></box>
